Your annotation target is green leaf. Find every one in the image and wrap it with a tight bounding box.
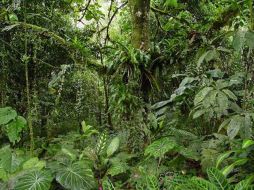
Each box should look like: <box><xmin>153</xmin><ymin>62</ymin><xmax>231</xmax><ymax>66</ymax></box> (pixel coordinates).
<box><xmin>5</xmin><ymin>116</ymin><xmax>27</xmax><ymax>144</ymax></box>
<box><xmin>190</xmin><ymin>177</ymin><xmax>218</xmax><ymax>190</ymax></box>
<box><xmin>216</xmin><ymin>151</ymin><xmax>234</xmax><ymax>168</ymax></box>
<box><xmin>23</xmin><ymin>157</ymin><xmax>46</xmax><ymax>170</ymax></box>
<box><xmin>194</xmin><ymin>87</ymin><xmax>213</xmax><ymax>106</ymax></box>
<box><xmin>242</xmin><ymin>139</ymin><xmax>254</xmax><ymax>149</ymax></box>
<box><xmin>233</xmin><ymin>30</ymin><xmax>246</xmax><ymax>51</ymax></box>
<box><xmin>221</xmin><ymin>164</ymin><xmax>235</xmax><ymax>177</ymax></box>
<box><xmin>0</xmin><ymin>146</ymin><xmax>12</xmax><ymax>172</ymax></box>
<box><xmin>9</xmin><ymin>13</ymin><xmax>18</xmax><ymax>21</ymax></box>
<box><xmin>81</xmin><ymin>121</ymin><xmax>98</xmax><ymax>137</ymax></box>
<box><xmin>56</xmin><ymin>161</ymin><xmax>95</xmax><ymax>190</ymax></box>
<box><xmin>222</xmin><ymin>159</ymin><xmax>248</xmax><ymax>176</ymax></box>
<box><xmin>0</xmin><ymin>168</ymin><xmax>8</xmax><ymax>181</ymax></box>
<box><xmin>193</xmin><ymin>109</ymin><xmax>207</xmax><ymax>119</ymax></box>
<box><xmin>197</xmin><ymin>50</ymin><xmax>218</xmax><ymax>67</ymax></box>
<box><xmin>216</xmin><ymin>92</ymin><xmax>229</xmax><ymax>114</ymax></box>
<box><xmin>234</xmin><ymin>179</ymin><xmax>252</xmax><ymax>190</ymax></box>
<box><xmin>207</xmin><ymin>168</ymin><xmax>229</xmax><ymax>190</ymax></box>
<box><xmin>2</xmin><ymin>23</ymin><xmax>20</xmax><ymax>32</ymax></box>
<box><xmin>145</xmin><ymin>138</ymin><xmax>176</xmax><ymax>158</ymax></box>
<box><xmin>15</xmin><ymin>170</ymin><xmax>53</xmax><ymax>190</ymax></box>
<box><xmin>107</xmin><ymin>158</ymin><xmax>129</xmax><ymax>176</ymax></box>
<box><xmin>227</xmin><ymin>115</ymin><xmax>243</xmax><ymax>139</ymax></box>
<box><xmin>107</xmin><ymin>137</ymin><xmax>120</xmax><ymax>157</ymax></box>
<box><xmin>222</xmin><ymin>89</ymin><xmax>237</xmax><ymax>101</ymax></box>
<box><xmin>164</xmin><ymin>0</ymin><xmax>178</xmax><ymax>7</ymax></box>
<box><xmin>0</xmin><ymin>107</ymin><xmax>17</xmax><ymax>125</ymax></box>
<box><xmin>218</xmin><ymin>118</ymin><xmax>230</xmax><ymax>132</ymax></box>
<box><xmin>245</xmin><ymin>31</ymin><xmax>254</xmax><ymax>49</ymax></box>
<box><xmin>61</xmin><ymin>147</ymin><xmax>77</xmax><ymax>160</ymax></box>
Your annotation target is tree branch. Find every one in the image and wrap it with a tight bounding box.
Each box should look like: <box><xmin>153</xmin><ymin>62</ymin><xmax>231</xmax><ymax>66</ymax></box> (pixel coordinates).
<box><xmin>78</xmin><ymin>0</ymin><xmax>92</xmax><ymax>22</ymax></box>
<box><xmin>104</xmin><ymin>1</ymin><xmax>128</xmax><ymax>45</ymax></box>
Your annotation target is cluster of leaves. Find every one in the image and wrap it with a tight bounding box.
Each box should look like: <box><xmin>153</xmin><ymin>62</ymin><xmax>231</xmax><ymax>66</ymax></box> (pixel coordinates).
<box><xmin>1</xmin><ymin>0</ymin><xmax>254</xmax><ymax>189</ymax></box>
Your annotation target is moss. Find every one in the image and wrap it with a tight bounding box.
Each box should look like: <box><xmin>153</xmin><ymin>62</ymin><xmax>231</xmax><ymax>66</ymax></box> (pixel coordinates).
<box><xmin>129</xmin><ymin>0</ymin><xmax>150</xmax><ymax>50</ymax></box>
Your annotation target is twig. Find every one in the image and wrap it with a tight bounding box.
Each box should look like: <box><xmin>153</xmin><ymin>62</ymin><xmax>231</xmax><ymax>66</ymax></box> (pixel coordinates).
<box><xmin>78</xmin><ymin>0</ymin><xmax>92</xmax><ymax>22</ymax></box>
<box><xmin>104</xmin><ymin>1</ymin><xmax>128</xmax><ymax>45</ymax></box>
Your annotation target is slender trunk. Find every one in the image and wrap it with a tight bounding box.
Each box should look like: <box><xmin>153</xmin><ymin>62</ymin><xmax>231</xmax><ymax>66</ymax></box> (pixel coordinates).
<box><xmin>24</xmin><ymin>2</ymin><xmax>34</xmax><ymax>154</ymax></box>
<box><xmin>129</xmin><ymin>0</ymin><xmax>150</xmax><ymax>50</ymax></box>
<box><xmin>0</xmin><ymin>52</ymin><xmax>6</xmax><ymax>107</ymax></box>
<box><xmin>103</xmin><ymin>77</ymin><xmax>113</xmax><ymax>130</ymax></box>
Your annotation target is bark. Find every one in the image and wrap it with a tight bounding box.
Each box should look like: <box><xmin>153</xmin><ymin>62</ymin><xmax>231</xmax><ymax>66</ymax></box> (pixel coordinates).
<box><xmin>129</xmin><ymin>0</ymin><xmax>150</xmax><ymax>50</ymax></box>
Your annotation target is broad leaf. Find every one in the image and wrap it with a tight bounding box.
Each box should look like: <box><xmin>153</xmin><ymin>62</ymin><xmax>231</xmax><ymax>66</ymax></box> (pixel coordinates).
<box><xmin>56</xmin><ymin>161</ymin><xmax>95</xmax><ymax>190</ymax></box>
<box><xmin>5</xmin><ymin>116</ymin><xmax>27</xmax><ymax>144</ymax></box>
<box><xmin>0</xmin><ymin>107</ymin><xmax>17</xmax><ymax>125</ymax></box>
<box><xmin>245</xmin><ymin>31</ymin><xmax>254</xmax><ymax>49</ymax></box>
<box><xmin>233</xmin><ymin>30</ymin><xmax>246</xmax><ymax>51</ymax></box>
<box><xmin>107</xmin><ymin>158</ymin><xmax>129</xmax><ymax>176</ymax></box>
<box><xmin>193</xmin><ymin>109</ymin><xmax>206</xmax><ymax>119</ymax></box>
<box><xmin>145</xmin><ymin>138</ymin><xmax>176</xmax><ymax>158</ymax></box>
<box><xmin>23</xmin><ymin>157</ymin><xmax>46</xmax><ymax>170</ymax></box>
<box><xmin>15</xmin><ymin>170</ymin><xmax>53</xmax><ymax>190</ymax></box>
<box><xmin>194</xmin><ymin>87</ymin><xmax>213</xmax><ymax>106</ymax></box>
<box><xmin>227</xmin><ymin>115</ymin><xmax>243</xmax><ymax>139</ymax></box>
<box><xmin>107</xmin><ymin>137</ymin><xmax>120</xmax><ymax>157</ymax></box>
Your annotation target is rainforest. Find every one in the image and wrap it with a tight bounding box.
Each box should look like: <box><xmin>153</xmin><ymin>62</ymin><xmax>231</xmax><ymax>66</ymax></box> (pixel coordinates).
<box><xmin>0</xmin><ymin>0</ymin><xmax>254</xmax><ymax>189</ymax></box>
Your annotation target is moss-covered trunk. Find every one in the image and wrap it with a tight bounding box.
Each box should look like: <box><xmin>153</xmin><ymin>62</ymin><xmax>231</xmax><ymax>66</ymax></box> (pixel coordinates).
<box><xmin>129</xmin><ymin>0</ymin><xmax>150</xmax><ymax>50</ymax></box>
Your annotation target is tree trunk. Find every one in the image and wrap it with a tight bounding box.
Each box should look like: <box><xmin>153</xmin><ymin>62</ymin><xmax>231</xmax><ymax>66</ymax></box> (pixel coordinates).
<box><xmin>129</xmin><ymin>0</ymin><xmax>150</xmax><ymax>50</ymax></box>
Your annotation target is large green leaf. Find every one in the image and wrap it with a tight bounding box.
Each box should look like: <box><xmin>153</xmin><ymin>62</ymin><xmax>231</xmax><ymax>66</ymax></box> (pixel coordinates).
<box><xmin>207</xmin><ymin>168</ymin><xmax>229</xmax><ymax>190</ymax></box>
<box><xmin>15</xmin><ymin>170</ymin><xmax>53</xmax><ymax>190</ymax></box>
<box><xmin>222</xmin><ymin>89</ymin><xmax>237</xmax><ymax>101</ymax></box>
<box><xmin>107</xmin><ymin>137</ymin><xmax>120</xmax><ymax>157</ymax></box>
<box><xmin>56</xmin><ymin>161</ymin><xmax>95</xmax><ymax>190</ymax></box>
<box><xmin>245</xmin><ymin>31</ymin><xmax>254</xmax><ymax>49</ymax></box>
<box><xmin>23</xmin><ymin>157</ymin><xmax>46</xmax><ymax>171</ymax></box>
<box><xmin>145</xmin><ymin>138</ymin><xmax>176</xmax><ymax>158</ymax></box>
<box><xmin>107</xmin><ymin>157</ymin><xmax>129</xmax><ymax>176</ymax></box>
<box><xmin>0</xmin><ymin>107</ymin><xmax>17</xmax><ymax>125</ymax></box>
<box><xmin>233</xmin><ymin>30</ymin><xmax>246</xmax><ymax>51</ymax></box>
<box><xmin>194</xmin><ymin>87</ymin><xmax>213</xmax><ymax>106</ymax></box>
<box><xmin>227</xmin><ymin>115</ymin><xmax>243</xmax><ymax>139</ymax></box>
<box><xmin>6</xmin><ymin>116</ymin><xmax>27</xmax><ymax>144</ymax></box>
<box><xmin>197</xmin><ymin>50</ymin><xmax>219</xmax><ymax>67</ymax></box>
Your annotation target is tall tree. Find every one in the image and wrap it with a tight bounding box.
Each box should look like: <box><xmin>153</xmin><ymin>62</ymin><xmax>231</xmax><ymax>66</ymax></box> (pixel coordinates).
<box><xmin>129</xmin><ymin>0</ymin><xmax>151</xmax><ymax>50</ymax></box>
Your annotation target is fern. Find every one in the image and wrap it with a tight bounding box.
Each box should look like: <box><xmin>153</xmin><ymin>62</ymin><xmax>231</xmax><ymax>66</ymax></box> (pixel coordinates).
<box><xmin>207</xmin><ymin>168</ymin><xmax>229</xmax><ymax>190</ymax></box>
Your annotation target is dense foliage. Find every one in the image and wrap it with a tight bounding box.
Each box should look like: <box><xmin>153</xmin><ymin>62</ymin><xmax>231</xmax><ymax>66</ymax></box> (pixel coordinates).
<box><xmin>1</xmin><ymin>0</ymin><xmax>254</xmax><ymax>189</ymax></box>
